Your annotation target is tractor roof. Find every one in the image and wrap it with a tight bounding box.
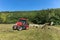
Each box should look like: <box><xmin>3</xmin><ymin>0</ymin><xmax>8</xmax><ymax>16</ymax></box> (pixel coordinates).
<box><xmin>19</xmin><ymin>18</ymin><xmax>27</xmax><ymax>20</ymax></box>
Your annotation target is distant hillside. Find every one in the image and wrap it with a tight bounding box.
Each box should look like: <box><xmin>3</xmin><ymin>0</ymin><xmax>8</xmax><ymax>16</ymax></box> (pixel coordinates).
<box><xmin>0</xmin><ymin>8</ymin><xmax>60</xmax><ymax>25</ymax></box>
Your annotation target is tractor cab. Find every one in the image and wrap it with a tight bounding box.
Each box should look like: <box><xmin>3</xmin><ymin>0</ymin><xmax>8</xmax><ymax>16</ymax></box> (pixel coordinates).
<box><xmin>18</xmin><ymin>18</ymin><xmax>27</xmax><ymax>25</ymax></box>
<box><xmin>13</xmin><ymin>18</ymin><xmax>29</xmax><ymax>31</ymax></box>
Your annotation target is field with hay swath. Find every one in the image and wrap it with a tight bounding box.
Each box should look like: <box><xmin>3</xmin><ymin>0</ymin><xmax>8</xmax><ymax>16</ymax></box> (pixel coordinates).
<box><xmin>0</xmin><ymin>24</ymin><xmax>60</xmax><ymax>40</ymax></box>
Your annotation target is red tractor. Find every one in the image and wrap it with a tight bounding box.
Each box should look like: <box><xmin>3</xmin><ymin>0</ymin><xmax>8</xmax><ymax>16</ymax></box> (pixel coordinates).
<box><xmin>13</xmin><ymin>18</ymin><xmax>29</xmax><ymax>31</ymax></box>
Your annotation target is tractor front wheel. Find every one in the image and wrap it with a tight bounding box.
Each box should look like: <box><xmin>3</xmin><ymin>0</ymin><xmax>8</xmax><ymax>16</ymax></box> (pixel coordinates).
<box><xmin>13</xmin><ymin>25</ymin><xmax>17</xmax><ymax>30</ymax></box>
<box><xmin>17</xmin><ymin>27</ymin><xmax>22</xmax><ymax>31</ymax></box>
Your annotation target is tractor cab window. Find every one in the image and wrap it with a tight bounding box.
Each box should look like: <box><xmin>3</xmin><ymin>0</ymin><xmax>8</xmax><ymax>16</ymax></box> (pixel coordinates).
<box><xmin>18</xmin><ymin>20</ymin><xmax>26</xmax><ymax>24</ymax></box>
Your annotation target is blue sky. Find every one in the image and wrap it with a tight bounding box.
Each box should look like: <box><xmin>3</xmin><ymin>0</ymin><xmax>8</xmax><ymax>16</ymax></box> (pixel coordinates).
<box><xmin>0</xmin><ymin>0</ymin><xmax>60</xmax><ymax>11</ymax></box>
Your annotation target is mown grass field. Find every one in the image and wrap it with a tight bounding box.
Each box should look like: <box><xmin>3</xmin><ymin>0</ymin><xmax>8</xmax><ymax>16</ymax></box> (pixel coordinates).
<box><xmin>0</xmin><ymin>24</ymin><xmax>60</xmax><ymax>40</ymax></box>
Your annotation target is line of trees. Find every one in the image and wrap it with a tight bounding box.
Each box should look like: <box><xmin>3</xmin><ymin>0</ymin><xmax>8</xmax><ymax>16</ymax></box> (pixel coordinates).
<box><xmin>0</xmin><ymin>8</ymin><xmax>60</xmax><ymax>25</ymax></box>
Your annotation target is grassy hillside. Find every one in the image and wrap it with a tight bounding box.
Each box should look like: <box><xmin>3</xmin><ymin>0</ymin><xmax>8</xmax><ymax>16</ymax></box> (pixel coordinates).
<box><xmin>0</xmin><ymin>8</ymin><xmax>60</xmax><ymax>25</ymax></box>
<box><xmin>0</xmin><ymin>24</ymin><xmax>60</xmax><ymax>40</ymax></box>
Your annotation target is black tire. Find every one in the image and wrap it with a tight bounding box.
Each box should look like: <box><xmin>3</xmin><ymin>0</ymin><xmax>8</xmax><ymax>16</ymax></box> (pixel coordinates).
<box><xmin>17</xmin><ymin>27</ymin><xmax>22</xmax><ymax>31</ymax></box>
<box><xmin>13</xmin><ymin>25</ymin><xmax>17</xmax><ymax>30</ymax></box>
